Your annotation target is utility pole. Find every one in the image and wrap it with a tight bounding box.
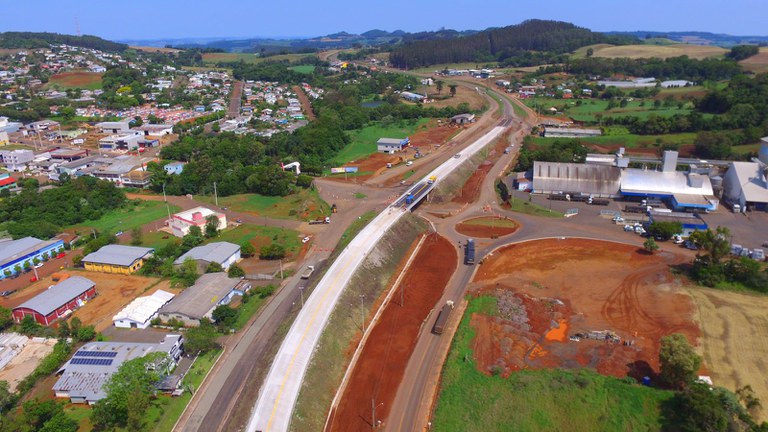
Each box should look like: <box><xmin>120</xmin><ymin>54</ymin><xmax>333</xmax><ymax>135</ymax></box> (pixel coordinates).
<box><xmin>360</xmin><ymin>294</ymin><xmax>365</xmax><ymax>332</ymax></box>
<box><xmin>372</xmin><ymin>399</ymin><xmax>383</xmax><ymax>429</ymax></box>
<box><xmin>213</xmin><ymin>181</ymin><xmax>218</xmax><ymax>207</ymax></box>
<box><xmin>162</xmin><ymin>183</ymin><xmax>167</xmax><ymax>202</ymax></box>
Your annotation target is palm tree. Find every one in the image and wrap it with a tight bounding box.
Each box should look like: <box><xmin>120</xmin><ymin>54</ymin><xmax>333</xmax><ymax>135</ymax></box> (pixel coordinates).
<box><xmin>435</xmin><ymin>80</ymin><xmax>444</xmax><ymax>95</ymax></box>
<box><xmin>449</xmin><ymin>84</ymin><xmax>458</xmax><ymax>98</ymax></box>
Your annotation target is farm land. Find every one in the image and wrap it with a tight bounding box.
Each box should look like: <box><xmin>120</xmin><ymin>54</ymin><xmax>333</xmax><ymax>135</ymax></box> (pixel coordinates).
<box><xmin>46</xmin><ymin>71</ymin><xmax>103</xmax><ymax>90</ymax></box>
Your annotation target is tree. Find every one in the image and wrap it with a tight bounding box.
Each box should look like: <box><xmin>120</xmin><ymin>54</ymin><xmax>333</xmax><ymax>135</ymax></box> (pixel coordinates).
<box><xmin>647</xmin><ymin>221</ymin><xmax>683</xmax><ymax>241</ymax></box>
<box><xmin>228</xmin><ymin>264</ymin><xmax>245</xmax><ymax>278</ymax></box>
<box><xmin>176</xmin><ymin>258</ymin><xmax>199</xmax><ymax>287</ymax></box>
<box><xmin>212</xmin><ymin>305</ymin><xmax>238</xmax><ymax>328</ymax></box>
<box><xmin>129</xmin><ymin>226</ymin><xmax>143</xmax><ymax>246</ymax></box>
<box><xmin>586</xmin><ymin>47</ymin><xmax>594</xmax><ymax>57</ymax></box>
<box><xmin>132</xmin><ymin>116</ymin><xmax>143</xmax><ymax>127</ymax></box>
<box><xmin>259</xmin><ymin>243</ymin><xmax>286</xmax><ymax>260</ymax></box>
<box><xmin>204</xmin><ymin>214</ymin><xmax>220</xmax><ymax>238</ymax></box>
<box><xmin>76</xmin><ymin>325</ymin><xmax>96</xmax><ymax>342</ymax></box>
<box><xmin>0</xmin><ymin>380</ymin><xmax>14</xmax><ymax>414</ymax></box>
<box><xmin>435</xmin><ymin>80</ymin><xmax>444</xmax><ymax>95</ymax></box>
<box><xmin>211</xmin><ymin>122</ymin><xmax>220</xmax><ymax>133</ymax></box>
<box><xmin>20</xmin><ymin>315</ymin><xmax>40</xmax><ymax>335</ymax></box>
<box><xmin>91</xmin><ymin>352</ymin><xmax>168</xmax><ymax>430</ymax></box>
<box><xmin>644</xmin><ymin>237</ymin><xmax>659</xmax><ymax>255</ymax></box>
<box><xmin>449</xmin><ymin>84</ymin><xmax>457</xmax><ymax>97</ymax></box>
<box><xmin>0</xmin><ymin>307</ymin><xmax>12</xmax><ymax>332</ymax></box>
<box><xmin>659</xmin><ymin>333</ymin><xmax>701</xmax><ymax>389</ymax></box>
<box><xmin>184</xmin><ymin>323</ymin><xmax>219</xmax><ymax>354</ymax></box>
<box><xmin>690</xmin><ymin>227</ymin><xmax>731</xmax><ymax>265</ymax></box>
<box><xmin>205</xmin><ymin>262</ymin><xmax>223</xmax><ymax>273</ymax></box>
<box><xmin>240</xmin><ymin>242</ymin><xmax>256</xmax><ymax>258</ymax></box>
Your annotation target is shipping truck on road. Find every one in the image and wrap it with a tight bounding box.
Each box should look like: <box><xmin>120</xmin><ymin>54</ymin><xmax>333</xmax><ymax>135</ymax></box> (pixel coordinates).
<box><xmin>427</xmin><ymin>176</ymin><xmax>437</xmax><ymax>184</ymax></box>
<box><xmin>405</xmin><ymin>193</ymin><xmax>415</xmax><ymax>205</ymax></box>
<box><xmin>309</xmin><ymin>216</ymin><xmax>331</xmax><ymax>225</ymax></box>
<box><xmin>432</xmin><ymin>300</ymin><xmax>455</xmax><ymax>335</ymax></box>
<box><xmin>300</xmin><ymin>265</ymin><xmax>315</xmax><ymax>279</ymax></box>
<box><xmin>464</xmin><ymin>239</ymin><xmax>475</xmax><ymax>265</ymax></box>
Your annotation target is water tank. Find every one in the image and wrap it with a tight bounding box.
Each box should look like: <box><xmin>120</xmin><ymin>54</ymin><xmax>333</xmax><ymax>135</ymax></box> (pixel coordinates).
<box><xmin>759</xmin><ymin>140</ymin><xmax>768</xmax><ymax>164</ymax></box>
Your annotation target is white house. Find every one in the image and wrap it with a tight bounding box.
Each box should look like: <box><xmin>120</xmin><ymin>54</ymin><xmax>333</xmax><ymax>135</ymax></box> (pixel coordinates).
<box><xmin>170</xmin><ymin>207</ymin><xmax>227</xmax><ymax>238</ymax></box>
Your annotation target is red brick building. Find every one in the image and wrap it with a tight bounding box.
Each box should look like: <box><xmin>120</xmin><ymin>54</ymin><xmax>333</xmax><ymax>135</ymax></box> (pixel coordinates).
<box><xmin>12</xmin><ymin>276</ymin><xmax>96</xmax><ymax>325</ymax></box>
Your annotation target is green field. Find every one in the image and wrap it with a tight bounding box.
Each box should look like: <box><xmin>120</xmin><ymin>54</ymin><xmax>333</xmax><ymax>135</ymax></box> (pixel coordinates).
<box><xmin>70</xmin><ymin>200</ymin><xmax>180</xmax><ymax>235</ymax></box>
<box><xmin>46</xmin><ymin>71</ymin><xmax>103</xmax><ymax>90</ymax></box>
<box><xmin>288</xmin><ymin>65</ymin><xmax>316</xmax><ymax>74</ymax></box>
<box><xmin>330</xmin><ymin>119</ymin><xmax>429</xmax><ymax>166</ymax></box>
<box><xmin>571</xmin><ymin>43</ymin><xmax>726</xmax><ymax>60</ymax></box>
<box><xmin>432</xmin><ymin>296</ymin><xmax>674</xmax><ymax>431</ymax></box>
<box><xmin>531</xmin><ymin>129</ymin><xmax>696</xmax><ymax>150</ymax></box>
<box><xmin>202</xmin><ymin>53</ymin><xmax>316</xmax><ymax>65</ymax></box>
<box><xmin>196</xmin><ymin>188</ymin><xmax>329</xmax><ymax>220</ymax></box>
<box><xmin>525</xmin><ymin>98</ymin><xmax>692</xmax><ymax>122</ymax></box>
<box><xmin>213</xmin><ymin>223</ymin><xmax>301</xmax><ymax>257</ymax></box>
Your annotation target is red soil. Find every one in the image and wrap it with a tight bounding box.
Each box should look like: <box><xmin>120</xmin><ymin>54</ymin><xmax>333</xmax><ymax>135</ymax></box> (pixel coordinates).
<box><xmin>469</xmin><ymin>238</ymin><xmax>699</xmax><ymax>381</ymax></box>
<box><xmin>408</xmin><ymin>120</ymin><xmax>460</xmax><ymax>149</ymax></box>
<box><xmin>455</xmin><ymin>216</ymin><xmax>520</xmax><ymax>238</ymax></box>
<box><xmin>452</xmin><ymin>129</ymin><xmax>510</xmax><ymax>204</ymax></box>
<box><xmin>326</xmin><ymin>234</ymin><xmax>457</xmax><ymax>432</ymax></box>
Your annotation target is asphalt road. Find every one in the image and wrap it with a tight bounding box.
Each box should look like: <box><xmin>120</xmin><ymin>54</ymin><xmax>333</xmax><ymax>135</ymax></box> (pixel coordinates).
<box><xmin>246</xmin><ymin>112</ymin><xmax>509</xmax><ymax>432</ymax></box>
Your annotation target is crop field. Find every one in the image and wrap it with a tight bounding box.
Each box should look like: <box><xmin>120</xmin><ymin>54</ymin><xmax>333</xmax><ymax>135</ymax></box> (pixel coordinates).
<box><xmin>202</xmin><ymin>52</ymin><xmax>315</xmax><ymax>65</ymax></box>
<box><xmin>740</xmin><ymin>47</ymin><xmax>768</xmax><ymax>74</ymax></box>
<box><xmin>573</xmin><ymin>43</ymin><xmax>726</xmax><ymax>60</ymax></box>
<box><xmin>69</xmin><ymin>200</ymin><xmax>181</xmax><ymax>234</ymax></box>
<box><xmin>688</xmin><ymin>287</ymin><xmax>768</xmax><ymax>422</ymax></box>
<box><xmin>46</xmin><ymin>71</ymin><xmax>103</xmax><ymax>90</ymax></box>
<box><xmin>330</xmin><ymin>119</ymin><xmax>429</xmax><ymax>165</ymax></box>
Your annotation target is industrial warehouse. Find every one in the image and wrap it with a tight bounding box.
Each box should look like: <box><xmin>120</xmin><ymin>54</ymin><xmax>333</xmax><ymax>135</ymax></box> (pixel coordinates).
<box><xmin>532</xmin><ymin>150</ymin><xmax>720</xmax><ymax>213</ymax></box>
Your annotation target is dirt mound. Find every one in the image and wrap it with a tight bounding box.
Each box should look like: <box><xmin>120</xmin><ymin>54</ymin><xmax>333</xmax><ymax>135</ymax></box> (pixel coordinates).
<box><xmin>455</xmin><ymin>216</ymin><xmax>519</xmax><ymax>238</ymax></box>
<box><xmin>470</xmin><ymin>238</ymin><xmax>699</xmax><ymax>381</ymax></box>
<box><xmin>408</xmin><ymin>120</ymin><xmax>460</xmax><ymax>148</ymax></box>
<box><xmin>327</xmin><ymin>152</ymin><xmax>402</xmax><ymax>183</ymax></box>
<box><xmin>327</xmin><ymin>234</ymin><xmax>457</xmax><ymax>432</ymax></box>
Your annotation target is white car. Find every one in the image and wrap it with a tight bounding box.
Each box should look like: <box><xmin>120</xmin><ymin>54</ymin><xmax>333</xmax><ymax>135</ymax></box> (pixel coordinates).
<box><xmin>302</xmin><ymin>236</ymin><xmax>311</xmax><ymax>244</ymax></box>
<box><xmin>34</xmin><ymin>263</ymin><xmax>43</xmax><ymax>269</ymax></box>
<box><xmin>406</xmin><ymin>161</ymin><xmax>413</xmax><ymax>166</ymax></box>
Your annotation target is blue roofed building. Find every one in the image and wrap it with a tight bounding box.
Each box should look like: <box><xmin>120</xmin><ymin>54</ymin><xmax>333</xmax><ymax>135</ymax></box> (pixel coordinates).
<box><xmin>0</xmin><ymin>237</ymin><xmax>65</xmax><ymax>279</ymax></box>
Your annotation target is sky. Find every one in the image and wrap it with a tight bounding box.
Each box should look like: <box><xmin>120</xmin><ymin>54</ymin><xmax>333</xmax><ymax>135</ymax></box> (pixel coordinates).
<box><xmin>0</xmin><ymin>0</ymin><xmax>765</xmax><ymax>41</ymax></box>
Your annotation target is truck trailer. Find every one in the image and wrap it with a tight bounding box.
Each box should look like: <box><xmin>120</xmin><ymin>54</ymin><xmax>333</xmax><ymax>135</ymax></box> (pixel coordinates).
<box><xmin>432</xmin><ymin>300</ymin><xmax>455</xmax><ymax>335</ymax></box>
<box><xmin>465</xmin><ymin>239</ymin><xmax>475</xmax><ymax>265</ymax></box>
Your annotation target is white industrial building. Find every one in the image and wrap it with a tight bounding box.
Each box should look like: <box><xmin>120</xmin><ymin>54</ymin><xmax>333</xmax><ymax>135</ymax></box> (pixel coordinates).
<box><xmin>722</xmin><ymin>161</ymin><xmax>768</xmax><ymax>212</ymax></box>
<box><xmin>95</xmin><ymin>119</ymin><xmax>132</xmax><ymax>134</ymax></box>
<box><xmin>173</xmin><ymin>242</ymin><xmax>241</xmax><ymax>273</ymax></box>
<box><xmin>170</xmin><ymin>207</ymin><xmax>227</xmax><ymax>238</ymax></box>
<box><xmin>0</xmin><ymin>149</ymin><xmax>34</xmax><ymax>171</ymax></box>
<box><xmin>543</xmin><ymin>127</ymin><xmax>602</xmax><ymax>138</ymax></box>
<box><xmin>112</xmin><ymin>290</ymin><xmax>175</xmax><ymax>329</ymax></box>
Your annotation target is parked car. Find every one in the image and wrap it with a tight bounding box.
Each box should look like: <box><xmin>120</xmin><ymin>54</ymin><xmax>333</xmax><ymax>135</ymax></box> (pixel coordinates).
<box><xmin>684</xmin><ymin>240</ymin><xmax>698</xmax><ymax>250</ymax></box>
<box><xmin>623</xmin><ymin>225</ymin><xmax>633</xmax><ymax>232</ymax></box>
<box><xmin>34</xmin><ymin>263</ymin><xmax>43</xmax><ymax>269</ymax></box>
<box><xmin>752</xmin><ymin>249</ymin><xmax>765</xmax><ymax>261</ymax></box>
<box><xmin>302</xmin><ymin>236</ymin><xmax>311</xmax><ymax>244</ymax></box>
<box><xmin>406</xmin><ymin>161</ymin><xmax>413</xmax><ymax>166</ymax></box>
<box><xmin>1</xmin><ymin>289</ymin><xmax>17</xmax><ymax>297</ymax></box>
<box><xmin>672</xmin><ymin>235</ymin><xmax>684</xmax><ymax>244</ymax></box>
<box><xmin>454</xmin><ymin>153</ymin><xmax>461</xmax><ymax>159</ymax></box>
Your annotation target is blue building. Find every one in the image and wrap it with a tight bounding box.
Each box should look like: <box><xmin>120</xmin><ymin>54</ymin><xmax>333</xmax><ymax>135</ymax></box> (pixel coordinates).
<box><xmin>0</xmin><ymin>237</ymin><xmax>65</xmax><ymax>279</ymax></box>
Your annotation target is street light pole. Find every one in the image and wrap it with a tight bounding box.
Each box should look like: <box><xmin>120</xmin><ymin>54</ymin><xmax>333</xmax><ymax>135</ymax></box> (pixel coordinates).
<box><xmin>372</xmin><ymin>399</ymin><xmax>383</xmax><ymax>429</ymax></box>
<box><xmin>360</xmin><ymin>294</ymin><xmax>365</xmax><ymax>332</ymax></box>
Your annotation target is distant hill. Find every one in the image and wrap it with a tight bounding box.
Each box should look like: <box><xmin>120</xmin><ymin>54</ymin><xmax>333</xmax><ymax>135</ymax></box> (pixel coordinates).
<box><xmin>0</xmin><ymin>31</ymin><xmax>128</xmax><ymax>52</ymax></box>
<box><xmin>606</xmin><ymin>31</ymin><xmax>768</xmax><ymax>47</ymax></box>
<box><xmin>389</xmin><ymin>19</ymin><xmax>638</xmax><ymax>69</ymax></box>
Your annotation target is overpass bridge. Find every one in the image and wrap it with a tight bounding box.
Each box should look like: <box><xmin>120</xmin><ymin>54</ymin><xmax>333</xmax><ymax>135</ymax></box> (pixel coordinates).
<box><xmin>245</xmin><ymin>120</ymin><xmax>509</xmax><ymax>432</ymax></box>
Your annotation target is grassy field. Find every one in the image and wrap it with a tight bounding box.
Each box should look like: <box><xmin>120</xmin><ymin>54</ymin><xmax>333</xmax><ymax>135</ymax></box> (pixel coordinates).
<box><xmin>46</xmin><ymin>71</ymin><xmax>103</xmax><ymax>90</ymax></box>
<box><xmin>432</xmin><ymin>296</ymin><xmax>674</xmax><ymax>431</ymax></box>
<box><xmin>214</xmin><ymin>223</ymin><xmax>301</xmax><ymax>257</ymax></box>
<box><xmin>288</xmin><ymin>65</ymin><xmax>316</xmax><ymax>74</ymax></box>
<box><xmin>572</xmin><ymin>43</ymin><xmax>727</xmax><ymax>60</ymax></box>
<box><xmin>196</xmin><ymin>188</ymin><xmax>329</xmax><ymax>220</ymax></box>
<box><xmin>525</xmin><ymin>98</ymin><xmax>692</xmax><ymax>122</ymax></box>
<box><xmin>463</xmin><ymin>217</ymin><xmax>518</xmax><ymax>228</ymax></box>
<box><xmin>530</xmin><ymin>130</ymin><xmax>696</xmax><ymax>150</ymax></box>
<box><xmin>202</xmin><ymin>53</ymin><xmax>316</xmax><ymax>65</ymax></box>
<box><xmin>732</xmin><ymin>142</ymin><xmax>763</xmax><ymax>155</ymax></box>
<box><xmin>70</xmin><ymin>200</ymin><xmax>181</xmax><ymax>235</ymax></box>
<box><xmin>330</xmin><ymin>118</ymin><xmax>430</xmax><ymax>166</ymax></box>
<box><xmin>505</xmin><ymin>197</ymin><xmax>563</xmax><ymax>218</ymax></box>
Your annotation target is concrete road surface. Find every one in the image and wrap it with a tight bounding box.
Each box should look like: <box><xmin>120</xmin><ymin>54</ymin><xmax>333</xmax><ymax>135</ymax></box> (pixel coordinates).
<box><xmin>246</xmin><ymin>124</ymin><xmax>509</xmax><ymax>432</ymax></box>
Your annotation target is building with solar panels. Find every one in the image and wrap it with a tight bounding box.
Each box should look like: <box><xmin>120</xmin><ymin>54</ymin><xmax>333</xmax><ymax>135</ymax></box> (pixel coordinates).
<box><xmin>53</xmin><ymin>334</ymin><xmax>183</xmax><ymax>404</ymax></box>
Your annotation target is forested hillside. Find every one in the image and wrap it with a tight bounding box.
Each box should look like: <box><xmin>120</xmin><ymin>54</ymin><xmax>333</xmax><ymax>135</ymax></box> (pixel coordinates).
<box><xmin>0</xmin><ymin>32</ymin><xmax>128</xmax><ymax>51</ymax></box>
<box><xmin>389</xmin><ymin>20</ymin><xmax>637</xmax><ymax>68</ymax></box>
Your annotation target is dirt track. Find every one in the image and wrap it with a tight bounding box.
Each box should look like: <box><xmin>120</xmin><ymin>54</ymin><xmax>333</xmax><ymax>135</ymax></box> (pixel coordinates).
<box><xmin>471</xmin><ymin>238</ymin><xmax>699</xmax><ymax>381</ymax></box>
<box><xmin>326</xmin><ymin>234</ymin><xmax>456</xmax><ymax>432</ymax></box>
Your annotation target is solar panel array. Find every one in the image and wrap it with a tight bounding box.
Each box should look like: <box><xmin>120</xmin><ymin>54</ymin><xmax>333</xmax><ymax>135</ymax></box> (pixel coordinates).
<box><xmin>71</xmin><ymin>358</ymin><xmax>113</xmax><ymax>366</ymax></box>
<box><xmin>75</xmin><ymin>350</ymin><xmax>117</xmax><ymax>358</ymax></box>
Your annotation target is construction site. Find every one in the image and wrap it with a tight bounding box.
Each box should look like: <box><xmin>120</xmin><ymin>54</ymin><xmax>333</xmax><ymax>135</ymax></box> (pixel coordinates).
<box><xmin>469</xmin><ymin>238</ymin><xmax>700</xmax><ymax>380</ymax></box>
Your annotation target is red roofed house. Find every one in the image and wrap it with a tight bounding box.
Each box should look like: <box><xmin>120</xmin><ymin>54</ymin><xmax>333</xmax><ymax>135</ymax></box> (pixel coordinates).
<box><xmin>170</xmin><ymin>207</ymin><xmax>226</xmax><ymax>238</ymax></box>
